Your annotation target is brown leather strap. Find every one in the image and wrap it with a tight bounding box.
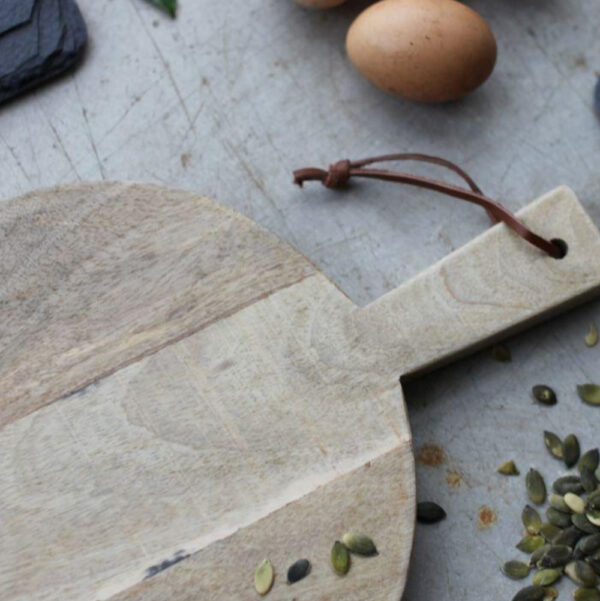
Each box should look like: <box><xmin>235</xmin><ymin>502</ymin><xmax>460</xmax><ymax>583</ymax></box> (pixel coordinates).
<box><xmin>293</xmin><ymin>154</ymin><xmax>564</xmax><ymax>259</ymax></box>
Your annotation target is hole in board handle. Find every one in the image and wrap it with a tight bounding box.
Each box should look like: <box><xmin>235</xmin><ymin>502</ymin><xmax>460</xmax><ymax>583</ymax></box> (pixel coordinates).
<box><xmin>551</xmin><ymin>238</ymin><xmax>568</xmax><ymax>259</ymax></box>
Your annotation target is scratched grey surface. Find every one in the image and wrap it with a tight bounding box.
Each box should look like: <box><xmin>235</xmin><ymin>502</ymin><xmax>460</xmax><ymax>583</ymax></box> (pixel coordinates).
<box><xmin>1</xmin><ymin>1</ymin><xmax>599</xmax><ymax>600</ymax></box>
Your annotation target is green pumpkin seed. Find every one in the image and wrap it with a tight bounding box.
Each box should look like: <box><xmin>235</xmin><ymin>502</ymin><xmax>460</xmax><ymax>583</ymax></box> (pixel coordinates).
<box><xmin>540</xmin><ymin>523</ymin><xmax>562</xmax><ymax>543</ymax></box>
<box><xmin>550</xmin><ymin>494</ymin><xmax>571</xmax><ymax>513</ymax></box>
<box><xmin>517</xmin><ymin>535</ymin><xmax>546</xmax><ymax>553</ymax></box>
<box><xmin>554</xmin><ymin>476</ymin><xmax>585</xmax><ymax>495</ymax></box>
<box><xmin>574</xmin><ymin>588</ymin><xmax>600</xmax><ymax>601</ymax></box>
<box><xmin>523</xmin><ymin>505</ymin><xmax>544</xmax><ymax>534</ymax></box>
<box><xmin>502</xmin><ymin>560</ymin><xmax>531</xmax><ymax>580</ymax></box>
<box><xmin>585</xmin><ymin>323</ymin><xmax>599</xmax><ymax>347</ymax></box>
<box><xmin>492</xmin><ymin>343</ymin><xmax>512</xmax><ymax>362</ymax></box>
<box><xmin>254</xmin><ymin>559</ymin><xmax>275</xmax><ymax>596</ymax></box>
<box><xmin>587</xmin><ymin>510</ymin><xmax>600</xmax><ymax>528</ymax></box>
<box><xmin>578</xmin><ymin>384</ymin><xmax>600</xmax><ymax>406</ymax></box>
<box><xmin>538</xmin><ymin>545</ymin><xmax>573</xmax><ymax>568</ymax></box>
<box><xmin>547</xmin><ymin>507</ymin><xmax>574</xmax><ymax>529</ymax></box>
<box><xmin>564</xmin><ymin>435</ymin><xmax>582</xmax><ymax>469</ymax></box>
<box><xmin>581</xmin><ymin>468</ymin><xmax>599</xmax><ymax>494</ymax></box>
<box><xmin>331</xmin><ymin>541</ymin><xmax>350</xmax><ymax>575</ymax></box>
<box><xmin>512</xmin><ymin>585</ymin><xmax>547</xmax><ymax>601</ymax></box>
<box><xmin>533</xmin><ymin>569</ymin><xmax>562</xmax><ymax>586</ymax></box>
<box><xmin>545</xmin><ymin>432</ymin><xmax>564</xmax><ymax>460</ymax></box>
<box><xmin>499</xmin><ymin>460</ymin><xmax>520</xmax><ymax>476</ymax></box>
<box><xmin>417</xmin><ymin>502</ymin><xmax>446</xmax><ymax>524</ymax></box>
<box><xmin>533</xmin><ymin>385</ymin><xmax>558</xmax><ymax>406</ymax></box>
<box><xmin>342</xmin><ymin>532</ymin><xmax>378</xmax><ymax>556</ymax></box>
<box><xmin>287</xmin><ymin>559</ymin><xmax>311</xmax><ymax>584</ymax></box>
<box><xmin>566</xmin><ymin>493</ymin><xmax>587</xmax><ymax>514</ymax></box>
<box><xmin>528</xmin><ymin>469</ymin><xmax>548</xmax><ymax>505</ymax></box>
<box><xmin>573</xmin><ymin>514</ymin><xmax>600</xmax><ymax>534</ymax></box>
<box><xmin>580</xmin><ymin>450</ymin><xmax>600</xmax><ymax>473</ymax></box>
<box><xmin>565</xmin><ymin>560</ymin><xmax>598</xmax><ymax>587</ymax></box>
<box><xmin>576</xmin><ymin>534</ymin><xmax>600</xmax><ymax>556</ymax></box>
<box><xmin>530</xmin><ymin>544</ymin><xmax>552</xmax><ymax>566</ymax></box>
<box><xmin>543</xmin><ymin>587</ymin><xmax>559</xmax><ymax>601</ymax></box>
<box><xmin>554</xmin><ymin>526</ymin><xmax>585</xmax><ymax>548</ymax></box>
<box><xmin>588</xmin><ymin>492</ymin><xmax>600</xmax><ymax>512</ymax></box>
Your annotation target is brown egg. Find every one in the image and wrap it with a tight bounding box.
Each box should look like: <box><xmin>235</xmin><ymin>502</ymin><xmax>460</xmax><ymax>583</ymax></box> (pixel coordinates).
<box><xmin>294</xmin><ymin>0</ymin><xmax>348</xmax><ymax>8</ymax></box>
<box><xmin>346</xmin><ymin>0</ymin><xmax>497</xmax><ymax>103</ymax></box>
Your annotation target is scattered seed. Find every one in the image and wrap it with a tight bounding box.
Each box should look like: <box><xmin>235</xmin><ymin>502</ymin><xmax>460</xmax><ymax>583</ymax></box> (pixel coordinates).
<box><xmin>566</xmin><ymin>493</ymin><xmax>587</xmax><ymax>515</ymax></box>
<box><xmin>574</xmin><ymin>588</ymin><xmax>600</xmax><ymax>601</ymax></box>
<box><xmin>540</xmin><ymin>523</ymin><xmax>562</xmax><ymax>543</ymax></box>
<box><xmin>533</xmin><ymin>568</ymin><xmax>562</xmax><ymax>586</ymax></box>
<box><xmin>331</xmin><ymin>541</ymin><xmax>350</xmax><ymax>575</ymax></box>
<box><xmin>554</xmin><ymin>476</ymin><xmax>585</xmax><ymax>496</ymax></box>
<box><xmin>523</xmin><ymin>505</ymin><xmax>544</xmax><ymax>534</ymax></box>
<box><xmin>564</xmin><ymin>435</ymin><xmax>581</xmax><ymax>469</ymax></box>
<box><xmin>533</xmin><ymin>385</ymin><xmax>558</xmax><ymax>406</ymax></box>
<box><xmin>517</xmin><ymin>535</ymin><xmax>546</xmax><ymax>553</ymax></box>
<box><xmin>585</xmin><ymin>323</ymin><xmax>599</xmax><ymax>348</ymax></box>
<box><xmin>499</xmin><ymin>460</ymin><xmax>520</xmax><ymax>476</ymax></box>
<box><xmin>538</xmin><ymin>545</ymin><xmax>573</xmax><ymax>568</ymax></box>
<box><xmin>545</xmin><ymin>432</ymin><xmax>564</xmax><ymax>460</ymax></box>
<box><xmin>492</xmin><ymin>343</ymin><xmax>512</xmax><ymax>362</ymax></box>
<box><xmin>417</xmin><ymin>502</ymin><xmax>446</xmax><ymax>524</ymax></box>
<box><xmin>512</xmin><ymin>585</ymin><xmax>547</xmax><ymax>601</ymax></box>
<box><xmin>528</xmin><ymin>469</ymin><xmax>548</xmax><ymax>505</ymax></box>
<box><xmin>342</xmin><ymin>532</ymin><xmax>378</xmax><ymax>556</ymax></box>
<box><xmin>578</xmin><ymin>384</ymin><xmax>600</xmax><ymax>407</ymax></box>
<box><xmin>579</xmin><ymin>450</ymin><xmax>600</xmax><ymax>473</ymax></box>
<box><xmin>530</xmin><ymin>544</ymin><xmax>552</xmax><ymax>567</ymax></box>
<box><xmin>287</xmin><ymin>559</ymin><xmax>310</xmax><ymax>584</ymax></box>
<box><xmin>554</xmin><ymin>526</ymin><xmax>585</xmax><ymax>548</ymax></box>
<box><xmin>565</xmin><ymin>560</ymin><xmax>598</xmax><ymax>587</ymax></box>
<box><xmin>254</xmin><ymin>559</ymin><xmax>274</xmax><ymax>596</ymax></box>
<box><xmin>573</xmin><ymin>513</ymin><xmax>600</xmax><ymax>534</ymax></box>
<box><xmin>547</xmin><ymin>507</ymin><xmax>574</xmax><ymax>529</ymax></box>
<box><xmin>502</xmin><ymin>560</ymin><xmax>531</xmax><ymax>580</ymax></box>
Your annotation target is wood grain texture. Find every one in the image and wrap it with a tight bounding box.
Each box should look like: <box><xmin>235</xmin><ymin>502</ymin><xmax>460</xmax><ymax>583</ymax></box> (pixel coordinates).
<box><xmin>2</xmin><ymin>183</ymin><xmax>600</xmax><ymax>601</ymax></box>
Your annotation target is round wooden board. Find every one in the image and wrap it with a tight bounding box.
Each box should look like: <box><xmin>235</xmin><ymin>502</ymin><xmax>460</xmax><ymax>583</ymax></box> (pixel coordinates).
<box><xmin>1</xmin><ymin>183</ymin><xmax>415</xmax><ymax>601</ymax></box>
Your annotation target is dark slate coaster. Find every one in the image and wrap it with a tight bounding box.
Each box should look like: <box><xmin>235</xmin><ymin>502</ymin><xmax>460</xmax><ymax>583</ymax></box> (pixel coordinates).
<box><xmin>0</xmin><ymin>0</ymin><xmax>87</xmax><ymax>106</ymax></box>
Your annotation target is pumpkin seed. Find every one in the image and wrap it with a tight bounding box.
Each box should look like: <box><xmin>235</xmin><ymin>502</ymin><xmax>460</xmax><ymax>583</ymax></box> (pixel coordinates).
<box><xmin>588</xmin><ymin>492</ymin><xmax>600</xmax><ymax>512</ymax></box>
<box><xmin>538</xmin><ymin>545</ymin><xmax>573</xmax><ymax>568</ymax></box>
<box><xmin>547</xmin><ymin>507</ymin><xmax>575</xmax><ymax>529</ymax></box>
<box><xmin>576</xmin><ymin>534</ymin><xmax>600</xmax><ymax>556</ymax></box>
<box><xmin>502</xmin><ymin>560</ymin><xmax>531</xmax><ymax>580</ymax></box>
<box><xmin>554</xmin><ymin>526</ymin><xmax>585</xmax><ymax>548</ymax></box>
<box><xmin>543</xmin><ymin>587</ymin><xmax>559</xmax><ymax>601</ymax></box>
<box><xmin>342</xmin><ymin>532</ymin><xmax>378</xmax><ymax>556</ymax></box>
<box><xmin>565</xmin><ymin>560</ymin><xmax>598</xmax><ymax>587</ymax></box>
<box><xmin>545</xmin><ymin>431</ymin><xmax>564</xmax><ymax>460</ymax></box>
<box><xmin>499</xmin><ymin>460</ymin><xmax>520</xmax><ymax>476</ymax></box>
<box><xmin>417</xmin><ymin>502</ymin><xmax>446</xmax><ymax>524</ymax></box>
<box><xmin>581</xmin><ymin>468</ymin><xmax>599</xmax><ymax>494</ymax></box>
<box><xmin>540</xmin><ymin>523</ymin><xmax>562</xmax><ymax>543</ymax></box>
<box><xmin>512</xmin><ymin>585</ymin><xmax>547</xmax><ymax>601</ymax></box>
<box><xmin>573</xmin><ymin>514</ymin><xmax>600</xmax><ymax>534</ymax></box>
<box><xmin>523</xmin><ymin>505</ymin><xmax>544</xmax><ymax>534</ymax></box>
<box><xmin>578</xmin><ymin>384</ymin><xmax>600</xmax><ymax>406</ymax></box>
<box><xmin>587</xmin><ymin>510</ymin><xmax>600</xmax><ymax>528</ymax></box>
<box><xmin>531</xmin><ymin>544</ymin><xmax>552</xmax><ymax>566</ymax></box>
<box><xmin>580</xmin><ymin>450</ymin><xmax>600</xmax><ymax>473</ymax></box>
<box><xmin>550</xmin><ymin>494</ymin><xmax>571</xmax><ymax>513</ymax></box>
<box><xmin>566</xmin><ymin>493</ymin><xmax>588</xmax><ymax>515</ymax></box>
<box><xmin>492</xmin><ymin>343</ymin><xmax>512</xmax><ymax>362</ymax></box>
<box><xmin>331</xmin><ymin>541</ymin><xmax>350</xmax><ymax>575</ymax></box>
<box><xmin>574</xmin><ymin>588</ymin><xmax>600</xmax><ymax>601</ymax></box>
<box><xmin>564</xmin><ymin>435</ymin><xmax>582</xmax><ymax>468</ymax></box>
<box><xmin>254</xmin><ymin>559</ymin><xmax>275</xmax><ymax>596</ymax></box>
<box><xmin>585</xmin><ymin>323</ymin><xmax>599</xmax><ymax>348</ymax></box>
<box><xmin>528</xmin><ymin>469</ymin><xmax>548</xmax><ymax>505</ymax></box>
<box><xmin>287</xmin><ymin>559</ymin><xmax>310</xmax><ymax>584</ymax></box>
<box><xmin>517</xmin><ymin>535</ymin><xmax>546</xmax><ymax>553</ymax></box>
<box><xmin>533</xmin><ymin>385</ymin><xmax>558</xmax><ymax>406</ymax></box>
<box><xmin>533</xmin><ymin>569</ymin><xmax>562</xmax><ymax>586</ymax></box>
<box><xmin>554</xmin><ymin>476</ymin><xmax>585</xmax><ymax>495</ymax></box>
<box><xmin>588</xmin><ymin>556</ymin><xmax>600</xmax><ymax>576</ymax></box>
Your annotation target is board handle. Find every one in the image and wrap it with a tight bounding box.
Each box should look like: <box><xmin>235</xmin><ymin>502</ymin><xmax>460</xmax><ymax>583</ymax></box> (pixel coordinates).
<box><xmin>352</xmin><ymin>186</ymin><xmax>600</xmax><ymax>378</ymax></box>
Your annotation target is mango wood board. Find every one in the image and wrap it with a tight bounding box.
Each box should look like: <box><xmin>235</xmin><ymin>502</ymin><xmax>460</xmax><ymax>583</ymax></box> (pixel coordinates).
<box><xmin>3</xmin><ymin>182</ymin><xmax>600</xmax><ymax>601</ymax></box>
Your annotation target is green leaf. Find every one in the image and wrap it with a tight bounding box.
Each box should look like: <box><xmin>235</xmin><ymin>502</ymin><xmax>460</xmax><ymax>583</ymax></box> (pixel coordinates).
<box><xmin>146</xmin><ymin>0</ymin><xmax>177</xmax><ymax>18</ymax></box>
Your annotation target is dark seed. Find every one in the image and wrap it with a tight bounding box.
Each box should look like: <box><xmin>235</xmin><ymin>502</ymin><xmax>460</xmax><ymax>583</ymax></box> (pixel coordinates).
<box><xmin>549</xmin><ymin>494</ymin><xmax>570</xmax><ymax>513</ymax></box>
<box><xmin>573</xmin><ymin>514</ymin><xmax>600</xmax><ymax>535</ymax></box>
<box><xmin>580</xmin><ymin>467</ymin><xmax>598</xmax><ymax>494</ymax></box>
<box><xmin>544</xmin><ymin>431</ymin><xmax>564</xmax><ymax>460</ymax></box>
<box><xmin>588</xmin><ymin>492</ymin><xmax>600</xmax><ymax>512</ymax></box>
<box><xmin>578</xmin><ymin>384</ymin><xmax>600</xmax><ymax>406</ymax></box>
<box><xmin>553</xmin><ymin>526</ymin><xmax>584</xmax><ymax>548</ymax></box>
<box><xmin>539</xmin><ymin>523</ymin><xmax>562</xmax><ymax>543</ymax></box>
<box><xmin>538</xmin><ymin>545</ymin><xmax>573</xmax><ymax>568</ymax></box>
<box><xmin>554</xmin><ymin>476</ymin><xmax>584</xmax><ymax>495</ymax></box>
<box><xmin>287</xmin><ymin>559</ymin><xmax>311</xmax><ymax>584</ymax></box>
<box><xmin>565</xmin><ymin>560</ymin><xmax>598</xmax><ymax>587</ymax></box>
<box><xmin>588</xmin><ymin>556</ymin><xmax>600</xmax><ymax>576</ymax></box>
<box><xmin>575</xmin><ymin>534</ymin><xmax>600</xmax><ymax>556</ymax></box>
<box><xmin>523</xmin><ymin>505</ymin><xmax>543</xmax><ymax>534</ymax></box>
<box><xmin>547</xmin><ymin>507</ymin><xmax>574</xmax><ymax>529</ymax></box>
<box><xmin>502</xmin><ymin>560</ymin><xmax>531</xmax><ymax>580</ymax></box>
<box><xmin>512</xmin><ymin>585</ymin><xmax>546</xmax><ymax>601</ymax></box>
<box><xmin>579</xmin><ymin>449</ymin><xmax>600</xmax><ymax>473</ymax></box>
<box><xmin>527</xmin><ymin>469</ymin><xmax>548</xmax><ymax>505</ymax></box>
<box><xmin>492</xmin><ymin>343</ymin><xmax>512</xmax><ymax>362</ymax></box>
<box><xmin>574</xmin><ymin>588</ymin><xmax>600</xmax><ymax>601</ymax></box>
<box><xmin>417</xmin><ymin>502</ymin><xmax>446</xmax><ymax>524</ymax></box>
<box><xmin>530</xmin><ymin>544</ymin><xmax>551</xmax><ymax>567</ymax></box>
<box><xmin>564</xmin><ymin>434</ymin><xmax>581</xmax><ymax>468</ymax></box>
<box><xmin>533</xmin><ymin>385</ymin><xmax>557</xmax><ymax>406</ymax></box>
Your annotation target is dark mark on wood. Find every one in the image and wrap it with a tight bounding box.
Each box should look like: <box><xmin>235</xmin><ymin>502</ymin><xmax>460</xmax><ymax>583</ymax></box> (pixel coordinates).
<box><xmin>144</xmin><ymin>550</ymin><xmax>190</xmax><ymax>579</ymax></box>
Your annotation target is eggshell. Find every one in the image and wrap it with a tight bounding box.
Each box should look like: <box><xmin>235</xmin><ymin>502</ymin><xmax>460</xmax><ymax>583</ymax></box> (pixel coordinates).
<box><xmin>294</xmin><ymin>0</ymin><xmax>349</xmax><ymax>8</ymax></box>
<box><xmin>346</xmin><ymin>0</ymin><xmax>497</xmax><ymax>102</ymax></box>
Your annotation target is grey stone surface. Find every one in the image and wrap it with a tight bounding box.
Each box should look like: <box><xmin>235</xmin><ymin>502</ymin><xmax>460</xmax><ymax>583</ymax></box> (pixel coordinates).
<box><xmin>0</xmin><ymin>1</ymin><xmax>599</xmax><ymax>600</ymax></box>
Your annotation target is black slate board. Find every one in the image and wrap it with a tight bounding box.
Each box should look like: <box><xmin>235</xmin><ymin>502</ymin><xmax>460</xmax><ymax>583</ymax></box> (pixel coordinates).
<box><xmin>0</xmin><ymin>0</ymin><xmax>87</xmax><ymax>106</ymax></box>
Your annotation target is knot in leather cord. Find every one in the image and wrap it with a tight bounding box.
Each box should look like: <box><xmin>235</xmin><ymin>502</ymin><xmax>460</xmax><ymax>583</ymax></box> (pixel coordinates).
<box><xmin>324</xmin><ymin>160</ymin><xmax>351</xmax><ymax>189</ymax></box>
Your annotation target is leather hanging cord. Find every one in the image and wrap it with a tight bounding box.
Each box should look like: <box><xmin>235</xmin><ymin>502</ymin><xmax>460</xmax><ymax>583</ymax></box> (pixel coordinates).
<box><xmin>293</xmin><ymin>154</ymin><xmax>564</xmax><ymax>259</ymax></box>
